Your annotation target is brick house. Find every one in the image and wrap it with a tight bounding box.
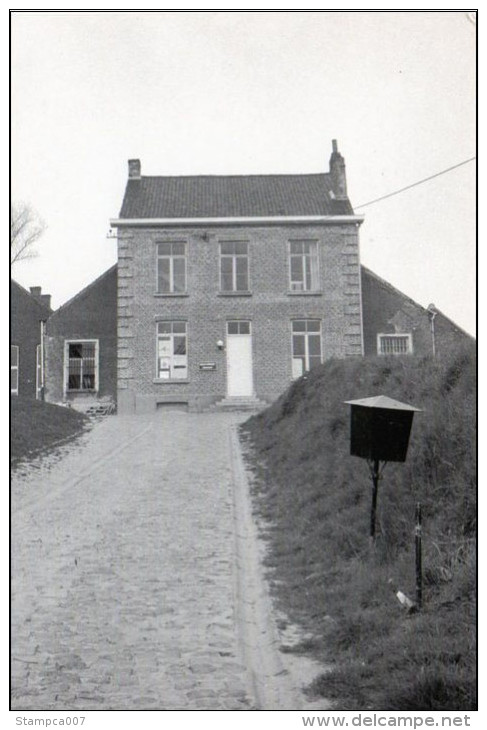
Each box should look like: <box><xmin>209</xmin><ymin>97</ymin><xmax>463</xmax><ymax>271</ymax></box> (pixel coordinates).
<box><xmin>10</xmin><ymin>280</ymin><xmax>52</xmax><ymax>398</ymax></box>
<box><xmin>109</xmin><ymin>141</ymin><xmax>365</xmax><ymax>413</ymax></box>
<box><xmin>43</xmin><ymin>265</ymin><xmax>117</xmax><ymax>408</ymax></box>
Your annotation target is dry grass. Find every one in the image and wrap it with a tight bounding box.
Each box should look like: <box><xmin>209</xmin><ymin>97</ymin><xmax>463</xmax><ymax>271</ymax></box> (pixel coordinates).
<box><xmin>240</xmin><ymin>343</ymin><xmax>476</xmax><ymax>710</ymax></box>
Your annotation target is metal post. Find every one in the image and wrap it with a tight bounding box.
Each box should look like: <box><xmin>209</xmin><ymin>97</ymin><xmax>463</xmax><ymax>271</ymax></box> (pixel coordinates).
<box><xmin>415</xmin><ymin>502</ymin><xmax>422</xmax><ymax>609</ymax></box>
<box><xmin>370</xmin><ymin>459</ymin><xmax>380</xmax><ymax>539</ymax></box>
<box><xmin>40</xmin><ymin>320</ymin><xmax>45</xmax><ymax>401</ymax></box>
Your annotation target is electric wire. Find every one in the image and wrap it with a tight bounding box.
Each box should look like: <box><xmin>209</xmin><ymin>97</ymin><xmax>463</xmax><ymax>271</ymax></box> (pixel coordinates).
<box><xmin>354</xmin><ymin>157</ymin><xmax>476</xmax><ymax>210</ymax></box>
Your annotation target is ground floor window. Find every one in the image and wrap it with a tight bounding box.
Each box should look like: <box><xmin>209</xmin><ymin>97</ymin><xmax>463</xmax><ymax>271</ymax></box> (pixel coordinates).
<box><xmin>292</xmin><ymin>320</ymin><xmax>322</xmax><ymax>378</ymax></box>
<box><xmin>157</xmin><ymin>321</ymin><xmax>188</xmax><ymax>379</ymax></box>
<box><xmin>11</xmin><ymin>345</ymin><xmax>19</xmax><ymax>395</ymax></box>
<box><xmin>377</xmin><ymin>333</ymin><xmax>413</xmax><ymax>355</ymax></box>
<box><xmin>36</xmin><ymin>344</ymin><xmax>42</xmax><ymax>399</ymax></box>
<box><xmin>66</xmin><ymin>340</ymin><xmax>98</xmax><ymax>391</ymax></box>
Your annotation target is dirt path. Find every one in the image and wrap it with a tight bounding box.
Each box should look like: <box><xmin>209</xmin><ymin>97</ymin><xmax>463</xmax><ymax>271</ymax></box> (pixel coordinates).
<box><xmin>11</xmin><ymin>412</ymin><xmax>328</xmax><ymax>711</ymax></box>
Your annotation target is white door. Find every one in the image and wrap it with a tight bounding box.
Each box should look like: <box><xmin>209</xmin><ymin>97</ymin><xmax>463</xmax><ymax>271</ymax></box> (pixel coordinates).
<box><xmin>226</xmin><ymin>321</ymin><xmax>253</xmax><ymax>397</ymax></box>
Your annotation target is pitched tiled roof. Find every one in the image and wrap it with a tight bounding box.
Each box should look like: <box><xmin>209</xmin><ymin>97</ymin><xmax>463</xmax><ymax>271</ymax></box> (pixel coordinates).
<box><xmin>119</xmin><ymin>174</ymin><xmax>354</xmax><ymax>219</ymax></box>
<box><xmin>10</xmin><ymin>279</ymin><xmax>52</xmax><ymax>318</ymax></box>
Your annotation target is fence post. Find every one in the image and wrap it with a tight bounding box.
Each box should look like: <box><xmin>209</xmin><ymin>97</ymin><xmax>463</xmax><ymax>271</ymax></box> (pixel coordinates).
<box><xmin>415</xmin><ymin>502</ymin><xmax>422</xmax><ymax>609</ymax></box>
<box><xmin>370</xmin><ymin>459</ymin><xmax>380</xmax><ymax>540</ymax></box>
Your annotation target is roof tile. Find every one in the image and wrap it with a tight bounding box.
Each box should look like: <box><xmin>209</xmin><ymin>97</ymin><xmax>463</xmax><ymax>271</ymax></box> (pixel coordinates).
<box><xmin>119</xmin><ymin>174</ymin><xmax>354</xmax><ymax>218</ymax></box>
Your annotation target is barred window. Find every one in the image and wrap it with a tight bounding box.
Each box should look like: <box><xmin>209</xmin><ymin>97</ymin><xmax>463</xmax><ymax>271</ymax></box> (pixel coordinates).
<box><xmin>377</xmin><ymin>334</ymin><xmax>413</xmax><ymax>355</ymax></box>
<box><xmin>66</xmin><ymin>341</ymin><xmax>98</xmax><ymax>390</ymax></box>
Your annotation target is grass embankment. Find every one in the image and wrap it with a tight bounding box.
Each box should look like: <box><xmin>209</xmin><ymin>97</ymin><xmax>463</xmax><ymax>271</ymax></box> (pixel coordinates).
<box><xmin>240</xmin><ymin>344</ymin><xmax>476</xmax><ymax>710</ymax></box>
<box><xmin>11</xmin><ymin>397</ymin><xmax>88</xmax><ymax>463</ymax></box>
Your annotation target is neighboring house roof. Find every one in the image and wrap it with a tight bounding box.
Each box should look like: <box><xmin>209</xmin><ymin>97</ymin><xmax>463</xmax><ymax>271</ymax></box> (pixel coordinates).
<box><xmin>47</xmin><ymin>264</ymin><xmax>117</xmax><ymax>324</ymax></box>
<box><xmin>10</xmin><ymin>279</ymin><xmax>52</xmax><ymax>320</ymax></box>
<box><xmin>361</xmin><ymin>266</ymin><xmax>473</xmax><ymax>338</ymax></box>
<box><xmin>119</xmin><ymin>174</ymin><xmax>354</xmax><ymax>219</ymax></box>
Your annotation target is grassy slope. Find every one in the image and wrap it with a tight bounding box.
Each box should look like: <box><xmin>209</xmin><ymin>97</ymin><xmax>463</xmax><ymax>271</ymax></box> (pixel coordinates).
<box><xmin>11</xmin><ymin>397</ymin><xmax>88</xmax><ymax>462</ymax></box>
<box><xmin>240</xmin><ymin>343</ymin><xmax>476</xmax><ymax>711</ymax></box>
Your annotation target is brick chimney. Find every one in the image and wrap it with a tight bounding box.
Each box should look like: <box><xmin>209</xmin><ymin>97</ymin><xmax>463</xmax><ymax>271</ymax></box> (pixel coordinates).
<box><xmin>30</xmin><ymin>286</ymin><xmax>51</xmax><ymax>310</ymax></box>
<box><xmin>329</xmin><ymin>139</ymin><xmax>347</xmax><ymax>199</ymax></box>
<box><xmin>128</xmin><ymin>159</ymin><xmax>141</xmax><ymax>179</ymax></box>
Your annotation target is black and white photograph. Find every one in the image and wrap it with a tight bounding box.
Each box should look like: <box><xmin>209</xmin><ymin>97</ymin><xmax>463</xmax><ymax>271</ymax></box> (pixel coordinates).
<box><xmin>10</xmin><ymin>9</ymin><xmax>477</xmax><ymax>723</ymax></box>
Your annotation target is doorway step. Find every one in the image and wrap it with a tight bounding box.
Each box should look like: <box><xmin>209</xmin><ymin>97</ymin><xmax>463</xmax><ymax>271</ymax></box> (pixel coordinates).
<box><xmin>211</xmin><ymin>396</ymin><xmax>268</xmax><ymax>412</ymax></box>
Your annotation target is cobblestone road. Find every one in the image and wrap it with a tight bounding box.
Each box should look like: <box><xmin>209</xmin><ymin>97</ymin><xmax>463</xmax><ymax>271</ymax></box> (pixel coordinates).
<box><xmin>11</xmin><ymin>412</ymin><xmax>254</xmax><ymax>711</ymax></box>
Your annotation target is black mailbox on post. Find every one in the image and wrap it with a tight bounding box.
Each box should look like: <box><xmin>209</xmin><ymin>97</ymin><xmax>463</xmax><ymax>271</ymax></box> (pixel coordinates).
<box><xmin>345</xmin><ymin>395</ymin><xmax>421</xmax><ymax>463</ymax></box>
<box><xmin>344</xmin><ymin>395</ymin><xmax>422</xmax><ymax>539</ymax></box>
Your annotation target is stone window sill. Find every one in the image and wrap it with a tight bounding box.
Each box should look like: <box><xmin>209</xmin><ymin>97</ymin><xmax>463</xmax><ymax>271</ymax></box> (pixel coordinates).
<box><xmin>154</xmin><ymin>293</ymin><xmax>189</xmax><ymax>298</ymax></box>
<box><xmin>217</xmin><ymin>291</ymin><xmax>253</xmax><ymax>297</ymax></box>
<box><xmin>153</xmin><ymin>378</ymin><xmax>189</xmax><ymax>384</ymax></box>
<box><xmin>66</xmin><ymin>389</ymin><xmax>97</xmax><ymax>394</ymax></box>
<box><xmin>287</xmin><ymin>290</ymin><xmax>323</xmax><ymax>296</ymax></box>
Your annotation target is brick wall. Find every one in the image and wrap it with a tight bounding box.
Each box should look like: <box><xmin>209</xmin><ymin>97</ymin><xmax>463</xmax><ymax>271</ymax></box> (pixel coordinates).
<box><xmin>44</xmin><ymin>267</ymin><xmax>117</xmax><ymax>404</ymax></box>
<box><xmin>117</xmin><ymin>223</ymin><xmax>363</xmax><ymax>413</ymax></box>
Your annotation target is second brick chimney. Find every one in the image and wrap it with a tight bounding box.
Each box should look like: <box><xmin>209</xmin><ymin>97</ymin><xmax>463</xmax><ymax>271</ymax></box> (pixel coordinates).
<box><xmin>30</xmin><ymin>286</ymin><xmax>51</xmax><ymax>311</ymax></box>
<box><xmin>329</xmin><ymin>139</ymin><xmax>347</xmax><ymax>199</ymax></box>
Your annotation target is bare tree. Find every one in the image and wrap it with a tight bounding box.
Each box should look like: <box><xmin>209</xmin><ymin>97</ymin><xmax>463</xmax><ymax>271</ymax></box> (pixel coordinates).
<box><xmin>10</xmin><ymin>201</ymin><xmax>46</xmax><ymax>266</ymax></box>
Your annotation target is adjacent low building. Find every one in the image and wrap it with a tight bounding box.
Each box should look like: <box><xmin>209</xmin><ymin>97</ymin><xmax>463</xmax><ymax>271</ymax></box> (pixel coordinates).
<box><xmin>10</xmin><ymin>280</ymin><xmax>52</xmax><ymax>399</ymax></box>
<box><xmin>43</xmin><ymin>266</ymin><xmax>117</xmax><ymax>409</ymax></box>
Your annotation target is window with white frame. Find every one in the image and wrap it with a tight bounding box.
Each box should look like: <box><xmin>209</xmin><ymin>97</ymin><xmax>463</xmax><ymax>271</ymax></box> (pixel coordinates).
<box><xmin>157</xmin><ymin>241</ymin><xmax>187</xmax><ymax>293</ymax></box>
<box><xmin>227</xmin><ymin>320</ymin><xmax>251</xmax><ymax>335</ymax></box>
<box><xmin>157</xmin><ymin>322</ymin><xmax>188</xmax><ymax>379</ymax></box>
<box><xmin>289</xmin><ymin>240</ymin><xmax>320</xmax><ymax>292</ymax></box>
<box><xmin>36</xmin><ymin>344</ymin><xmax>42</xmax><ymax>399</ymax></box>
<box><xmin>11</xmin><ymin>345</ymin><xmax>19</xmax><ymax>395</ymax></box>
<box><xmin>66</xmin><ymin>341</ymin><xmax>98</xmax><ymax>391</ymax></box>
<box><xmin>220</xmin><ymin>241</ymin><xmax>249</xmax><ymax>292</ymax></box>
<box><xmin>291</xmin><ymin>320</ymin><xmax>322</xmax><ymax>378</ymax></box>
<box><xmin>377</xmin><ymin>333</ymin><xmax>413</xmax><ymax>355</ymax></box>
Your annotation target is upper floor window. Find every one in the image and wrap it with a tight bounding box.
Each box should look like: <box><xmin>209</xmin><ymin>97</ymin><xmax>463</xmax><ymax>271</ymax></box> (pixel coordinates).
<box><xmin>157</xmin><ymin>321</ymin><xmax>188</xmax><ymax>379</ymax></box>
<box><xmin>377</xmin><ymin>333</ymin><xmax>413</xmax><ymax>355</ymax></box>
<box><xmin>220</xmin><ymin>241</ymin><xmax>249</xmax><ymax>292</ymax></box>
<box><xmin>157</xmin><ymin>241</ymin><xmax>186</xmax><ymax>293</ymax></box>
<box><xmin>11</xmin><ymin>345</ymin><xmax>19</xmax><ymax>395</ymax></box>
<box><xmin>289</xmin><ymin>241</ymin><xmax>319</xmax><ymax>292</ymax></box>
<box><xmin>66</xmin><ymin>341</ymin><xmax>98</xmax><ymax>391</ymax></box>
<box><xmin>292</xmin><ymin>320</ymin><xmax>322</xmax><ymax>378</ymax></box>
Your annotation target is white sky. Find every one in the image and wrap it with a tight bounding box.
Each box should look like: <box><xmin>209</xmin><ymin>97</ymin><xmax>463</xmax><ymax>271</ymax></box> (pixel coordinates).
<box><xmin>11</xmin><ymin>10</ymin><xmax>476</xmax><ymax>334</ymax></box>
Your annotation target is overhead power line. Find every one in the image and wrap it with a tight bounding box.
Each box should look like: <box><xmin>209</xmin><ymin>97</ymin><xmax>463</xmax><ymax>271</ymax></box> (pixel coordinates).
<box><xmin>354</xmin><ymin>157</ymin><xmax>476</xmax><ymax>210</ymax></box>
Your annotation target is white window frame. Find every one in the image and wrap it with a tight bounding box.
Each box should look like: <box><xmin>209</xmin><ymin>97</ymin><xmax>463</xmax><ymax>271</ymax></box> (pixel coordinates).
<box><xmin>289</xmin><ymin>240</ymin><xmax>320</xmax><ymax>292</ymax></box>
<box><xmin>219</xmin><ymin>241</ymin><xmax>249</xmax><ymax>292</ymax></box>
<box><xmin>64</xmin><ymin>340</ymin><xmax>99</xmax><ymax>393</ymax></box>
<box><xmin>291</xmin><ymin>320</ymin><xmax>323</xmax><ymax>378</ymax></box>
<box><xmin>377</xmin><ymin>333</ymin><xmax>413</xmax><ymax>355</ymax></box>
<box><xmin>156</xmin><ymin>241</ymin><xmax>187</xmax><ymax>294</ymax></box>
<box><xmin>11</xmin><ymin>345</ymin><xmax>19</xmax><ymax>395</ymax></box>
<box><xmin>36</xmin><ymin>344</ymin><xmax>42</xmax><ymax>399</ymax></box>
<box><xmin>227</xmin><ymin>320</ymin><xmax>251</xmax><ymax>336</ymax></box>
<box><xmin>156</xmin><ymin>321</ymin><xmax>188</xmax><ymax>380</ymax></box>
